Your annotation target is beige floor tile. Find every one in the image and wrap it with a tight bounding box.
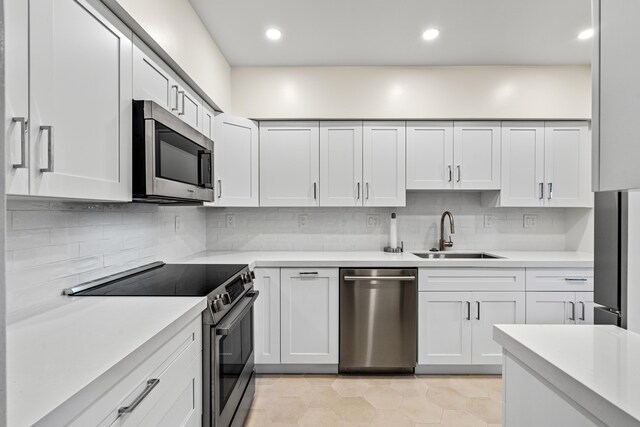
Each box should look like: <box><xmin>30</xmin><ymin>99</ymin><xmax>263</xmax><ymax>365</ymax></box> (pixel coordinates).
<box><xmin>449</xmin><ymin>377</ymin><xmax>491</xmax><ymax>398</ymax></box>
<box><xmin>272</xmin><ymin>376</ymin><xmax>312</xmax><ymax>397</ymax></box>
<box><xmin>466</xmin><ymin>397</ymin><xmax>502</xmax><ymax>424</ymax></box>
<box><xmin>417</xmin><ymin>375</ymin><xmax>454</xmax><ymax>387</ymax></box>
<box><xmin>301</xmin><ymin>385</ymin><xmax>341</xmax><ymax>408</ymax></box>
<box><xmin>400</xmin><ymin>396</ymin><xmax>444</xmax><ymax>424</ymax></box>
<box><xmin>265</xmin><ymin>396</ymin><xmax>308</xmax><ymax>423</ymax></box>
<box><xmin>298</xmin><ymin>408</ymin><xmax>343</xmax><ymax>427</ymax></box>
<box><xmin>331</xmin><ymin>377</ymin><xmax>370</xmax><ymax>397</ymax></box>
<box><xmin>363</xmin><ymin>385</ymin><xmax>404</xmax><ymax>409</ymax></box>
<box><xmin>440</xmin><ymin>409</ymin><xmax>488</xmax><ymax>427</ymax></box>
<box><xmin>391</xmin><ymin>379</ymin><xmax>429</xmax><ymax>397</ymax></box>
<box><xmin>488</xmin><ymin>389</ymin><xmax>502</xmax><ymax>404</ymax></box>
<box><xmin>332</xmin><ymin>397</ymin><xmax>376</xmax><ymax>423</ymax></box>
<box><xmin>370</xmin><ymin>409</ymin><xmax>416</xmax><ymax>427</ymax></box>
<box><xmin>252</xmin><ymin>385</ymin><xmax>278</xmax><ymax>410</ymax></box>
<box><xmin>245</xmin><ymin>409</ymin><xmax>270</xmax><ymax>426</ymax></box>
<box><xmin>256</xmin><ymin>375</ymin><xmax>281</xmax><ymax>386</ymax></box>
<box><xmin>427</xmin><ymin>386</ymin><xmax>468</xmax><ymax>410</ymax></box>
<box><xmin>303</xmin><ymin>374</ymin><xmax>338</xmax><ymax>386</ymax></box>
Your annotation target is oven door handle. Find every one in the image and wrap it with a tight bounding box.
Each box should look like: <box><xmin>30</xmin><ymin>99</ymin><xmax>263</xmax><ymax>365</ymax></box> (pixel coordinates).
<box><xmin>216</xmin><ymin>290</ymin><xmax>259</xmax><ymax>335</ymax></box>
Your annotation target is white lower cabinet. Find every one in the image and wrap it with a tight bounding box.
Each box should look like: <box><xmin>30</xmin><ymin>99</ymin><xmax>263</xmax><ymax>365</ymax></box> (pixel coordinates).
<box><xmin>526</xmin><ymin>291</ymin><xmax>596</xmax><ymax>325</ymax></box>
<box><xmin>280</xmin><ymin>268</ymin><xmax>339</xmax><ymax>364</ymax></box>
<box><xmin>418</xmin><ymin>291</ymin><xmax>524</xmax><ymax>365</ymax></box>
<box><xmin>253</xmin><ymin>268</ymin><xmax>281</xmax><ymax>364</ymax></box>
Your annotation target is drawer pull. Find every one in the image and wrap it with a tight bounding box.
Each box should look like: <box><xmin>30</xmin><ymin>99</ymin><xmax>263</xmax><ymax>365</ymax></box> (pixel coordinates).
<box><xmin>118</xmin><ymin>379</ymin><xmax>160</xmax><ymax>416</ymax></box>
<box><xmin>565</xmin><ymin>278</ymin><xmax>588</xmax><ymax>282</ymax></box>
<box><xmin>299</xmin><ymin>272</ymin><xmax>319</xmax><ymax>276</ymax></box>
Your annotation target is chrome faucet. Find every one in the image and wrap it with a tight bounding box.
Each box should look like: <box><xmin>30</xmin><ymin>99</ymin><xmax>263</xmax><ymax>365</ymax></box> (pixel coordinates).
<box><xmin>439</xmin><ymin>211</ymin><xmax>456</xmax><ymax>251</ymax></box>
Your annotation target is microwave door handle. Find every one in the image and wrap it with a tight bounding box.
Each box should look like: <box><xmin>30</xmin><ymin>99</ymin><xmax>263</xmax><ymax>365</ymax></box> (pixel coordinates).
<box><xmin>198</xmin><ymin>150</ymin><xmax>213</xmax><ymax>188</ymax></box>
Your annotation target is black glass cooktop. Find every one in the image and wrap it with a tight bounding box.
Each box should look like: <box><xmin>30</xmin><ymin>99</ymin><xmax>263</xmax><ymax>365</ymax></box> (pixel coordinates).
<box><xmin>73</xmin><ymin>263</ymin><xmax>247</xmax><ymax>296</ymax></box>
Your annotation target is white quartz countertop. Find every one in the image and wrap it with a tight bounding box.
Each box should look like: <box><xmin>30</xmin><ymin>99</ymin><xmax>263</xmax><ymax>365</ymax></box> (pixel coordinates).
<box><xmin>178</xmin><ymin>250</ymin><xmax>593</xmax><ymax>268</ymax></box>
<box><xmin>494</xmin><ymin>324</ymin><xmax>640</xmax><ymax>427</ymax></box>
<box><xmin>8</xmin><ymin>296</ymin><xmax>207</xmax><ymax>427</ymax></box>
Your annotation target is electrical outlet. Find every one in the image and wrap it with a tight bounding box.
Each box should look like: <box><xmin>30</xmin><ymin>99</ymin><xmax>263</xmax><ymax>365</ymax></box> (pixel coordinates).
<box><xmin>174</xmin><ymin>216</ymin><xmax>183</xmax><ymax>232</ymax></box>
<box><xmin>298</xmin><ymin>214</ymin><xmax>308</xmax><ymax>228</ymax></box>
<box><xmin>226</xmin><ymin>214</ymin><xmax>236</xmax><ymax>228</ymax></box>
<box><xmin>367</xmin><ymin>214</ymin><xmax>380</xmax><ymax>228</ymax></box>
<box><xmin>523</xmin><ymin>214</ymin><xmax>538</xmax><ymax>229</ymax></box>
<box><xmin>484</xmin><ymin>215</ymin><xmax>494</xmax><ymax>228</ymax></box>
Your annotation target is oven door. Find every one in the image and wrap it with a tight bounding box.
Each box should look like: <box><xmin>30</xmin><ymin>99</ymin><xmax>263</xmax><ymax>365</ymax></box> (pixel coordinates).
<box><xmin>213</xmin><ymin>290</ymin><xmax>258</xmax><ymax>427</ymax></box>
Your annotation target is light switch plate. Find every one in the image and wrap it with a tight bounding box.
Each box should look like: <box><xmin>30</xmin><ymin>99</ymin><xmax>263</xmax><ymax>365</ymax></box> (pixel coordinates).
<box><xmin>226</xmin><ymin>214</ymin><xmax>236</xmax><ymax>228</ymax></box>
<box><xmin>367</xmin><ymin>214</ymin><xmax>380</xmax><ymax>228</ymax></box>
<box><xmin>523</xmin><ymin>214</ymin><xmax>538</xmax><ymax>229</ymax></box>
<box><xmin>298</xmin><ymin>214</ymin><xmax>308</xmax><ymax>228</ymax></box>
<box><xmin>484</xmin><ymin>215</ymin><xmax>494</xmax><ymax>228</ymax></box>
<box><xmin>175</xmin><ymin>216</ymin><xmax>183</xmax><ymax>232</ymax></box>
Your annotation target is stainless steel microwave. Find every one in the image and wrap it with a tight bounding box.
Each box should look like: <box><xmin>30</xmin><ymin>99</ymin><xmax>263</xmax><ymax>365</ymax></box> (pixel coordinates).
<box><xmin>132</xmin><ymin>100</ymin><xmax>214</xmax><ymax>204</ymax></box>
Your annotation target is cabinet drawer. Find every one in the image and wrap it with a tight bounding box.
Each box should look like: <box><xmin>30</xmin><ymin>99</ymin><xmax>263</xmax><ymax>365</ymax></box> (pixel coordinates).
<box><xmin>67</xmin><ymin>316</ymin><xmax>202</xmax><ymax>427</ymax></box>
<box><xmin>526</xmin><ymin>268</ymin><xmax>593</xmax><ymax>292</ymax></box>
<box><xmin>419</xmin><ymin>268</ymin><xmax>525</xmax><ymax>292</ymax></box>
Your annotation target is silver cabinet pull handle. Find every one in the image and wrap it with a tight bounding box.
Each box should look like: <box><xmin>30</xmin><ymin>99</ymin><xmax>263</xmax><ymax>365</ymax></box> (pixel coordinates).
<box><xmin>178</xmin><ymin>90</ymin><xmax>186</xmax><ymax>115</ymax></box>
<box><xmin>568</xmin><ymin>301</ymin><xmax>575</xmax><ymax>321</ymax></box>
<box><xmin>118</xmin><ymin>379</ymin><xmax>160</xmax><ymax>416</ymax></box>
<box><xmin>313</xmin><ymin>182</ymin><xmax>317</xmax><ymax>200</ymax></box>
<box><xmin>12</xmin><ymin>117</ymin><xmax>28</xmax><ymax>168</ymax></box>
<box><xmin>456</xmin><ymin>165</ymin><xmax>461</xmax><ymax>183</ymax></box>
<box><xmin>217</xmin><ymin>180</ymin><xmax>222</xmax><ymax>198</ymax></box>
<box><xmin>579</xmin><ymin>301</ymin><xmax>586</xmax><ymax>321</ymax></box>
<box><xmin>476</xmin><ymin>301</ymin><xmax>481</xmax><ymax>320</ymax></box>
<box><xmin>299</xmin><ymin>271</ymin><xmax>318</xmax><ymax>276</ymax></box>
<box><xmin>565</xmin><ymin>277</ymin><xmax>588</xmax><ymax>282</ymax></box>
<box><xmin>448</xmin><ymin>165</ymin><xmax>452</xmax><ymax>182</ymax></box>
<box><xmin>366</xmin><ymin>182</ymin><xmax>370</xmax><ymax>200</ymax></box>
<box><xmin>171</xmin><ymin>85</ymin><xmax>179</xmax><ymax>111</ymax></box>
<box><xmin>343</xmin><ymin>276</ymin><xmax>416</xmax><ymax>281</ymax></box>
<box><xmin>539</xmin><ymin>182</ymin><xmax>544</xmax><ymax>200</ymax></box>
<box><xmin>40</xmin><ymin>125</ymin><xmax>54</xmax><ymax>173</ymax></box>
<box><xmin>548</xmin><ymin>182</ymin><xmax>553</xmax><ymax>200</ymax></box>
<box><xmin>356</xmin><ymin>182</ymin><xmax>361</xmax><ymax>200</ymax></box>
<box><xmin>466</xmin><ymin>301</ymin><xmax>471</xmax><ymax>320</ymax></box>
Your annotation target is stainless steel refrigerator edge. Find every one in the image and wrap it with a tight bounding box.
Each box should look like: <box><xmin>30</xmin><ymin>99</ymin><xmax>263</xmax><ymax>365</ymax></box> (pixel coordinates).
<box><xmin>339</xmin><ymin>269</ymin><xmax>417</xmax><ymax>372</ymax></box>
<box><xmin>594</xmin><ymin>191</ymin><xmax>628</xmax><ymax>327</ymax></box>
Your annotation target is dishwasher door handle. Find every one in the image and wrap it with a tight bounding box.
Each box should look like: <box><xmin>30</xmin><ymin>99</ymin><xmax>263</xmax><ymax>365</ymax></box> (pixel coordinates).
<box><xmin>343</xmin><ymin>276</ymin><xmax>416</xmax><ymax>281</ymax></box>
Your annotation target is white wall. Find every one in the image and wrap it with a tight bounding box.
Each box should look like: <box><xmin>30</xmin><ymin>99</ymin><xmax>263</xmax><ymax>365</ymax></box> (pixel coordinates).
<box><xmin>5</xmin><ymin>201</ymin><xmax>206</xmax><ymax>322</ymax></box>
<box><xmin>206</xmin><ymin>192</ymin><xmax>572</xmax><ymax>252</ymax></box>
<box><xmin>111</xmin><ymin>0</ymin><xmax>231</xmax><ymax>111</ymax></box>
<box><xmin>231</xmin><ymin>66</ymin><xmax>591</xmax><ymax>119</ymax></box>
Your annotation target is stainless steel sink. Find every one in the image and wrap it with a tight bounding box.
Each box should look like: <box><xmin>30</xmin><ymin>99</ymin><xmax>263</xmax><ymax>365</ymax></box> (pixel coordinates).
<box><xmin>412</xmin><ymin>252</ymin><xmax>503</xmax><ymax>259</ymax></box>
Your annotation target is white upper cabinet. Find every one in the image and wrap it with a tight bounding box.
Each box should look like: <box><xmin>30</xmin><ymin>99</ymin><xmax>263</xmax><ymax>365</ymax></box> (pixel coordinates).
<box><xmin>28</xmin><ymin>0</ymin><xmax>132</xmax><ymax>201</ymax></box>
<box><xmin>177</xmin><ymin>85</ymin><xmax>203</xmax><ymax>131</ymax></box>
<box><xmin>544</xmin><ymin>122</ymin><xmax>592</xmax><ymax>207</ymax></box>
<box><xmin>500</xmin><ymin>122</ymin><xmax>545</xmax><ymax>206</ymax></box>
<box><xmin>202</xmin><ymin>105</ymin><xmax>216</xmax><ymax>140</ymax></box>
<box><xmin>453</xmin><ymin>122</ymin><xmax>501</xmax><ymax>190</ymax></box>
<box><xmin>5</xmin><ymin>0</ymin><xmax>29</xmax><ymax>195</ymax></box>
<box><xmin>593</xmin><ymin>0</ymin><xmax>640</xmax><ymax>191</ymax></box>
<box><xmin>260</xmin><ymin>122</ymin><xmax>320</xmax><ymax>207</ymax></box>
<box><xmin>363</xmin><ymin>121</ymin><xmax>406</xmax><ymax>206</ymax></box>
<box><xmin>320</xmin><ymin>121</ymin><xmax>363</xmax><ymax>207</ymax></box>
<box><xmin>406</xmin><ymin>122</ymin><xmax>454</xmax><ymax>190</ymax></box>
<box><xmin>213</xmin><ymin>113</ymin><xmax>259</xmax><ymax>207</ymax></box>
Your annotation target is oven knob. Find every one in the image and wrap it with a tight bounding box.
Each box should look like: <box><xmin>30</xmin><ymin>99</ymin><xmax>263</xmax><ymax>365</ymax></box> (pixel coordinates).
<box><xmin>212</xmin><ymin>296</ymin><xmax>224</xmax><ymax>313</ymax></box>
<box><xmin>241</xmin><ymin>273</ymin><xmax>249</xmax><ymax>284</ymax></box>
<box><xmin>249</xmin><ymin>270</ymin><xmax>255</xmax><ymax>280</ymax></box>
<box><xmin>221</xmin><ymin>293</ymin><xmax>231</xmax><ymax>305</ymax></box>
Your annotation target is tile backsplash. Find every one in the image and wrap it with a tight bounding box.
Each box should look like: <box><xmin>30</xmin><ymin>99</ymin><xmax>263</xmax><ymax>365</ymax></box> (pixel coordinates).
<box><xmin>206</xmin><ymin>192</ymin><xmax>583</xmax><ymax>252</ymax></box>
<box><xmin>6</xmin><ymin>200</ymin><xmax>206</xmax><ymax>321</ymax></box>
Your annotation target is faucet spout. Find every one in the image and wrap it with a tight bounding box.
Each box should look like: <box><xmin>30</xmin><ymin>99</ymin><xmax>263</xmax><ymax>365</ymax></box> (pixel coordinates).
<box><xmin>439</xmin><ymin>211</ymin><xmax>455</xmax><ymax>251</ymax></box>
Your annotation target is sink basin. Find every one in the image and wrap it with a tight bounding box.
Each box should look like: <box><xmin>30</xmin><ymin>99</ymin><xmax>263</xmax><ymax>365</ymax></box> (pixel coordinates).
<box><xmin>412</xmin><ymin>252</ymin><xmax>503</xmax><ymax>259</ymax></box>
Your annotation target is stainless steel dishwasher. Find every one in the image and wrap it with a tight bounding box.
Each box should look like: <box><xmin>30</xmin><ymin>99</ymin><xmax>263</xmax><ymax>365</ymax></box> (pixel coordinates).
<box><xmin>339</xmin><ymin>268</ymin><xmax>417</xmax><ymax>373</ymax></box>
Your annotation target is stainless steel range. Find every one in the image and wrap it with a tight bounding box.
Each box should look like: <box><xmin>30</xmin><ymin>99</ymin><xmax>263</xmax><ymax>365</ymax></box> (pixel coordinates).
<box><xmin>63</xmin><ymin>261</ymin><xmax>258</xmax><ymax>427</ymax></box>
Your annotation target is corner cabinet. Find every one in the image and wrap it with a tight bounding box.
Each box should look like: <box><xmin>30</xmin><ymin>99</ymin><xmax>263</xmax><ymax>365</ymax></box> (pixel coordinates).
<box><xmin>259</xmin><ymin>122</ymin><xmax>320</xmax><ymax>207</ymax></box>
<box><xmin>363</xmin><ymin>121</ymin><xmax>406</xmax><ymax>206</ymax></box>
<box><xmin>280</xmin><ymin>268</ymin><xmax>339</xmax><ymax>364</ymax></box>
<box><xmin>212</xmin><ymin>114</ymin><xmax>259</xmax><ymax>207</ymax></box>
<box><xmin>7</xmin><ymin>0</ymin><xmax>133</xmax><ymax>201</ymax></box>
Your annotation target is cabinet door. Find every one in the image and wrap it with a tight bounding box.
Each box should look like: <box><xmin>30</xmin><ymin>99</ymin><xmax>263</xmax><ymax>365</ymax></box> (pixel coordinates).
<box><xmin>177</xmin><ymin>86</ymin><xmax>203</xmax><ymax>132</ymax></box>
<box><xmin>406</xmin><ymin>121</ymin><xmax>454</xmax><ymax>190</ymax></box>
<box><xmin>453</xmin><ymin>122</ymin><xmax>501</xmax><ymax>190</ymax></box>
<box><xmin>319</xmin><ymin>121</ymin><xmax>363</xmax><ymax>206</ymax></box>
<box><xmin>280</xmin><ymin>268</ymin><xmax>339</xmax><ymax>364</ymax></box>
<box><xmin>5</xmin><ymin>0</ymin><xmax>29</xmax><ymax>195</ymax></box>
<box><xmin>471</xmin><ymin>292</ymin><xmax>525</xmax><ymax>364</ymax></box>
<box><xmin>544</xmin><ymin>122</ymin><xmax>592</xmax><ymax>207</ymax></box>
<box><xmin>253</xmin><ymin>268</ymin><xmax>281</xmax><ymax>364</ymax></box>
<box><xmin>418</xmin><ymin>292</ymin><xmax>472</xmax><ymax>365</ymax></box>
<box><xmin>214</xmin><ymin>114</ymin><xmax>259</xmax><ymax>207</ymax></box>
<box><xmin>575</xmin><ymin>292</ymin><xmax>596</xmax><ymax>325</ymax></box>
<box><xmin>526</xmin><ymin>292</ymin><xmax>576</xmax><ymax>324</ymax></box>
<box><xmin>132</xmin><ymin>41</ymin><xmax>176</xmax><ymax>112</ymax></box>
<box><xmin>29</xmin><ymin>0</ymin><xmax>132</xmax><ymax>201</ymax></box>
<box><xmin>363</xmin><ymin>121</ymin><xmax>406</xmax><ymax>206</ymax></box>
<box><xmin>260</xmin><ymin>122</ymin><xmax>320</xmax><ymax>207</ymax></box>
<box><xmin>500</xmin><ymin>122</ymin><xmax>545</xmax><ymax>207</ymax></box>
<box><xmin>202</xmin><ymin>105</ymin><xmax>216</xmax><ymax>140</ymax></box>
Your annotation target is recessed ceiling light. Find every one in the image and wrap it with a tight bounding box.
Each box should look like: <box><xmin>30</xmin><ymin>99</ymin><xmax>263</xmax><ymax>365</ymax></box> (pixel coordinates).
<box><xmin>422</xmin><ymin>28</ymin><xmax>440</xmax><ymax>41</ymax></box>
<box><xmin>266</xmin><ymin>28</ymin><xmax>282</xmax><ymax>41</ymax></box>
<box><xmin>578</xmin><ymin>28</ymin><xmax>594</xmax><ymax>40</ymax></box>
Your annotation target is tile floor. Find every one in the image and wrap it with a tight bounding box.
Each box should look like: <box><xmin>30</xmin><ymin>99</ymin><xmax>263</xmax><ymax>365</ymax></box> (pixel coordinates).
<box><xmin>245</xmin><ymin>374</ymin><xmax>502</xmax><ymax>427</ymax></box>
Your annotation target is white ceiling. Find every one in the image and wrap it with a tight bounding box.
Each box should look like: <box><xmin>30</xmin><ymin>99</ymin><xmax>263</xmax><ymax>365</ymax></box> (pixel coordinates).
<box><xmin>189</xmin><ymin>0</ymin><xmax>592</xmax><ymax>67</ymax></box>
